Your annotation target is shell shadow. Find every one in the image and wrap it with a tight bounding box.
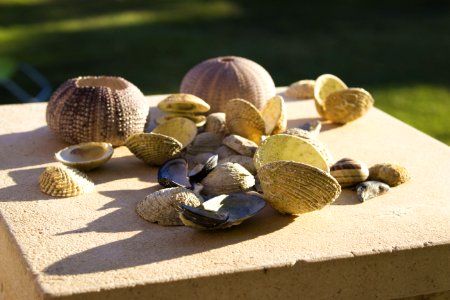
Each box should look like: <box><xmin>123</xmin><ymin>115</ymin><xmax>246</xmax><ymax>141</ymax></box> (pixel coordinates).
<box><xmin>331</xmin><ymin>189</ymin><xmax>361</xmax><ymax>205</ymax></box>
<box><xmin>0</xmin><ymin>167</ymin><xmax>53</xmax><ymax>202</ymax></box>
<box><xmin>287</xmin><ymin>118</ymin><xmax>339</xmax><ymax>133</ymax></box>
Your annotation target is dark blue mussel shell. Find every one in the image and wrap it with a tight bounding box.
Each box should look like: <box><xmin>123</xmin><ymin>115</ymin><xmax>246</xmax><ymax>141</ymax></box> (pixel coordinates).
<box><xmin>158</xmin><ymin>158</ymin><xmax>191</xmax><ymax>189</ymax></box>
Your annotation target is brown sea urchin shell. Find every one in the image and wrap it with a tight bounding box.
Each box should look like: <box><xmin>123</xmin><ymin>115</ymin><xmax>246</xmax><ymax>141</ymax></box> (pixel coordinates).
<box><xmin>180</xmin><ymin>56</ymin><xmax>276</xmax><ymax>113</ymax></box>
<box><xmin>46</xmin><ymin>76</ymin><xmax>148</xmax><ymax>146</ymax></box>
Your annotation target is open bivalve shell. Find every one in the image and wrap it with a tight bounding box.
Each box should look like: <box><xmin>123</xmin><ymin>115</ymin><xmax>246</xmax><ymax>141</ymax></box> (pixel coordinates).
<box><xmin>285</xmin><ymin>80</ymin><xmax>315</xmax><ymax>100</ymax></box>
<box><xmin>156</xmin><ymin>113</ymin><xmax>206</xmax><ymax>127</ymax></box>
<box><xmin>324</xmin><ymin>88</ymin><xmax>374</xmax><ymax>124</ymax></box>
<box><xmin>258</xmin><ymin>161</ymin><xmax>341</xmax><ymax>215</ymax></box>
<box><xmin>157</xmin><ymin>93</ymin><xmax>210</xmax><ymax>113</ymax></box>
<box><xmin>201</xmin><ymin>162</ymin><xmax>255</xmax><ymax>196</ymax></box>
<box><xmin>158</xmin><ymin>158</ymin><xmax>191</xmax><ymax>188</ymax></box>
<box><xmin>314</xmin><ymin>74</ymin><xmax>348</xmax><ymax>118</ymax></box>
<box><xmin>260</xmin><ymin>95</ymin><xmax>287</xmax><ymax>135</ymax></box>
<box><xmin>40</xmin><ymin>165</ymin><xmax>95</xmax><ymax>197</ymax></box>
<box><xmin>55</xmin><ymin>142</ymin><xmax>113</xmax><ymax>171</ymax></box>
<box><xmin>225</xmin><ymin>99</ymin><xmax>266</xmax><ymax>144</ymax></box>
<box><xmin>152</xmin><ymin>117</ymin><xmax>197</xmax><ymax>148</ymax></box>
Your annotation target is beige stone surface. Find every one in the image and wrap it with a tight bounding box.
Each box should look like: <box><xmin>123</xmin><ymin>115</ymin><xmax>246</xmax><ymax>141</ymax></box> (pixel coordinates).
<box><xmin>0</xmin><ymin>89</ymin><xmax>449</xmax><ymax>299</ymax></box>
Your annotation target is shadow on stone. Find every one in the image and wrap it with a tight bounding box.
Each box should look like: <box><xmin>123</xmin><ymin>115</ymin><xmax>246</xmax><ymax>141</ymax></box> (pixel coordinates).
<box><xmin>286</xmin><ymin>118</ymin><xmax>339</xmax><ymax>133</ymax></box>
<box><xmin>0</xmin><ymin>167</ymin><xmax>53</xmax><ymax>202</ymax></box>
<box><xmin>331</xmin><ymin>189</ymin><xmax>361</xmax><ymax>205</ymax></box>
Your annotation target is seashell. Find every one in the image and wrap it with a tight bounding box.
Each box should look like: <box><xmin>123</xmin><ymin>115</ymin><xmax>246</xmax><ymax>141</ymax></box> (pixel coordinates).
<box><xmin>201</xmin><ymin>162</ymin><xmax>255</xmax><ymax>196</ymax></box>
<box><xmin>180</xmin><ymin>56</ymin><xmax>276</xmax><ymax>113</ymax></box>
<box><xmin>299</xmin><ymin>120</ymin><xmax>322</xmax><ymax>137</ymax></box>
<box><xmin>285</xmin><ymin>80</ymin><xmax>315</xmax><ymax>99</ymax></box>
<box><xmin>215</xmin><ymin>145</ymin><xmax>239</xmax><ymax>160</ymax></box>
<box><xmin>330</xmin><ymin>158</ymin><xmax>369</xmax><ymax>188</ymax></box>
<box><xmin>254</xmin><ymin>134</ymin><xmax>330</xmax><ymax>172</ymax></box>
<box><xmin>126</xmin><ymin>132</ymin><xmax>183</xmax><ymax>166</ymax></box>
<box><xmin>152</xmin><ymin>117</ymin><xmax>197</xmax><ymax>148</ymax></box>
<box><xmin>55</xmin><ymin>142</ymin><xmax>113</xmax><ymax>171</ymax></box>
<box><xmin>368</xmin><ymin>163</ymin><xmax>410</xmax><ymax>187</ymax></box>
<box><xmin>39</xmin><ymin>165</ymin><xmax>95</xmax><ymax>197</ymax></box>
<box><xmin>219</xmin><ymin>155</ymin><xmax>256</xmax><ymax>175</ymax></box>
<box><xmin>156</xmin><ymin>113</ymin><xmax>206</xmax><ymax>127</ymax></box>
<box><xmin>225</xmin><ymin>98</ymin><xmax>266</xmax><ymax>144</ymax></box>
<box><xmin>186</xmin><ymin>132</ymin><xmax>223</xmax><ymax>155</ymax></box>
<box><xmin>260</xmin><ymin>95</ymin><xmax>287</xmax><ymax>135</ymax></box>
<box><xmin>356</xmin><ymin>181</ymin><xmax>390</xmax><ymax>202</ymax></box>
<box><xmin>136</xmin><ymin>187</ymin><xmax>203</xmax><ymax>226</ymax></box>
<box><xmin>157</xmin><ymin>93</ymin><xmax>210</xmax><ymax>113</ymax></box>
<box><xmin>179</xmin><ymin>192</ymin><xmax>266</xmax><ymax>230</ymax></box>
<box><xmin>46</xmin><ymin>76</ymin><xmax>148</xmax><ymax>146</ymax></box>
<box><xmin>204</xmin><ymin>112</ymin><xmax>228</xmax><ymax>136</ymax></box>
<box><xmin>258</xmin><ymin>161</ymin><xmax>341</xmax><ymax>214</ymax></box>
<box><xmin>222</xmin><ymin>134</ymin><xmax>258</xmax><ymax>157</ymax></box>
<box><xmin>158</xmin><ymin>158</ymin><xmax>191</xmax><ymax>189</ymax></box>
<box><xmin>314</xmin><ymin>74</ymin><xmax>348</xmax><ymax>118</ymax></box>
<box><xmin>284</xmin><ymin>128</ymin><xmax>315</xmax><ymax>140</ymax></box>
<box><xmin>188</xmin><ymin>154</ymin><xmax>219</xmax><ymax>182</ymax></box>
<box><xmin>324</xmin><ymin>88</ymin><xmax>374</xmax><ymax>124</ymax></box>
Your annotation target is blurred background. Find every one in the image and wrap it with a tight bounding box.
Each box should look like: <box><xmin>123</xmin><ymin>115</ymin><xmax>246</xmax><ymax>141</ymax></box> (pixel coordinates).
<box><xmin>0</xmin><ymin>0</ymin><xmax>449</xmax><ymax>144</ymax></box>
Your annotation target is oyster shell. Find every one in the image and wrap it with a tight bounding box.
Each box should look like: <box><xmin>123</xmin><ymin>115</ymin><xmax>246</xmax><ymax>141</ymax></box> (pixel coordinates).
<box><xmin>260</xmin><ymin>95</ymin><xmax>287</xmax><ymax>135</ymax></box>
<box><xmin>368</xmin><ymin>163</ymin><xmax>410</xmax><ymax>187</ymax></box>
<box><xmin>285</xmin><ymin>80</ymin><xmax>315</xmax><ymax>100</ymax></box>
<box><xmin>156</xmin><ymin>113</ymin><xmax>206</xmax><ymax>127</ymax></box>
<box><xmin>219</xmin><ymin>155</ymin><xmax>256</xmax><ymax>175</ymax></box>
<box><xmin>201</xmin><ymin>162</ymin><xmax>255</xmax><ymax>196</ymax></box>
<box><xmin>136</xmin><ymin>187</ymin><xmax>203</xmax><ymax>226</ymax></box>
<box><xmin>324</xmin><ymin>88</ymin><xmax>374</xmax><ymax>123</ymax></box>
<box><xmin>46</xmin><ymin>76</ymin><xmax>148</xmax><ymax>146</ymax></box>
<box><xmin>204</xmin><ymin>112</ymin><xmax>228</xmax><ymax>136</ymax></box>
<box><xmin>40</xmin><ymin>165</ymin><xmax>95</xmax><ymax>197</ymax></box>
<box><xmin>356</xmin><ymin>181</ymin><xmax>390</xmax><ymax>202</ymax></box>
<box><xmin>330</xmin><ymin>158</ymin><xmax>369</xmax><ymax>188</ymax></box>
<box><xmin>258</xmin><ymin>161</ymin><xmax>341</xmax><ymax>214</ymax></box>
<box><xmin>157</xmin><ymin>93</ymin><xmax>210</xmax><ymax>113</ymax></box>
<box><xmin>314</xmin><ymin>74</ymin><xmax>348</xmax><ymax>118</ymax></box>
<box><xmin>158</xmin><ymin>158</ymin><xmax>191</xmax><ymax>188</ymax></box>
<box><xmin>179</xmin><ymin>192</ymin><xmax>266</xmax><ymax>230</ymax></box>
<box><xmin>222</xmin><ymin>134</ymin><xmax>258</xmax><ymax>157</ymax></box>
<box><xmin>152</xmin><ymin>117</ymin><xmax>197</xmax><ymax>148</ymax></box>
<box><xmin>55</xmin><ymin>142</ymin><xmax>113</xmax><ymax>171</ymax></box>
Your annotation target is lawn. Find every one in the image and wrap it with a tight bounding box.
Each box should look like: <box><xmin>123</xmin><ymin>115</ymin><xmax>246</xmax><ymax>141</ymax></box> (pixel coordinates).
<box><xmin>0</xmin><ymin>0</ymin><xmax>449</xmax><ymax>144</ymax></box>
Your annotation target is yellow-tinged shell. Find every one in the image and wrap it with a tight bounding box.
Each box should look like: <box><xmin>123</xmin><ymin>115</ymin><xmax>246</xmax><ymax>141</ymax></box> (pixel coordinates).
<box><xmin>157</xmin><ymin>93</ymin><xmax>210</xmax><ymax>113</ymax></box>
<box><xmin>125</xmin><ymin>133</ymin><xmax>183</xmax><ymax>166</ymax></box>
<box><xmin>222</xmin><ymin>134</ymin><xmax>258</xmax><ymax>157</ymax></box>
<box><xmin>180</xmin><ymin>56</ymin><xmax>276</xmax><ymax>113</ymax></box>
<box><xmin>55</xmin><ymin>142</ymin><xmax>113</xmax><ymax>171</ymax></box>
<box><xmin>225</xmin><ymin>99</ymin><xmax>266</xmax><ymax>144</ymax></box>
<box><xmin>285</xmin><ymin>80</ymin><xmax>315</xmax><ymax>100</ymax></box>
<box><xmin>368</xmin><ymin>163</ymin><xmax>410</xmax><ymax>187</ymax></box>
<box><xmin>314</xmin><ymin>74</ymin><xmax>348</xmax><ymax>118</ymax></box>
<box><xmin>152</xmin><ymin>117</ymin><xmax>197</xmax><ymax>148</ymax></box>
<box><xmin>254</xmin><ymin>134</ymin><xmax>330</xmax><ymax>172</ymax></box>
<box><xmin>201</xmin><ymin>162</ymin><xmax>255</xmax><ymax>196</ymax></box>
<box><xmin>39</xmin><ymin>165</ymin><xmax>95</xmax><ymax>197</ymax></box>
<box><xmin>324</xmin><ymin>88</ymin><xmax>374</xmax><ymax>123</ymax></box>
<box><xmin>258</xmin><ymin>161</ymin><xmax>341</xmax><ymax>214</ymax></box>
<box><xmin>156</xmin><ymin>113</ymin><xmax>206</xmax><ymax>127</ymax></box>
<box><xmin>136</xmin><ymin>187</ymin><xmax>203</xmax><ymax>226</ymax></box>
<box><xmin>260</xmin><ymin>95</ymin><xmax>287</xmax><ymax>135</ymax></box>
<box><xmin>204</xmin><ymin>112</ymin><xmax>228</xmax><ymax>136</ymax></box>
<box><xmin>46</xmin><ymin>76</ymin><xmax>148</xmax><ymax>146</ymax></box>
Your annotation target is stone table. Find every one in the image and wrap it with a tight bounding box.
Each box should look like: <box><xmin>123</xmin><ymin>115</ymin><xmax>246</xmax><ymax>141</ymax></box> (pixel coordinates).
<box><xmin>1</xmin><ymin>90</ymin><xmax>449</xmax><ymax>300</ymax></box>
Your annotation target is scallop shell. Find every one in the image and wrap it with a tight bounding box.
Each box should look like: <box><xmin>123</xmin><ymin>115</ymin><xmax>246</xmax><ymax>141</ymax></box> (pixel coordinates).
<box><xmin>260</xmin><ymin>95</ymin><xmax>287</xmax><ymax>135</ymax></box>
<box><xmin>136</xmin><ymin>187</ymin><xmax>203</xmax><ymax>226</ymax></box>
<box><xmin>156</xmin><ymin>113</ymin><xmax>206</xmax><ymax>127</ymax></box>
<box><xmin>219</xmin><ymin>155</ymin><xmax>256</xmax><ymax>175</ymax></box>
<box><xmin>55</xmin><ymin>142</ymin><xmax>113</xmax><ymax>171</ymax></box>
<box><xmin>285</xmin><ymin>80</ymin><xmax>315</xmax><ymax>99</ymax></box>
<box><xmin>204</xmin><ymin>112</ymin><xmax>228</xmax><ymax>136</ymax></box>
<box><xmin>368</xmin><ymin>163</ymin><xmax>410</xmax><ymax>187</ymax></box>
<box><xmin>258</xmin><ymin>161</ymin><xmax>341</xmax><ymax>214</ymax></box>
<box><xmin>222</xmin><ymin>134</ymin><xmax>258</xmax><ymax>157</ymax></box>
<box><xmin>157</xmin><ymin>93</ymin><xmax>210</xmax><ymax>113</ymax></box>
<box><xmin>186</xmin><ymin>132</ymin><xmax>223</xmax><ymax>155</ymax></box>
<box><xmin>314</xmin><ymin>74</ymin><xmax>348</xmax><ymax>118</ymax></box>
<box><xmin>126</xmin><ymin>132</ymin><xmax>183</xmax><ymax>166</ymax></box>
<box><xmin>324</xmin><ymin>88</ymin><xmax>374</xmax><ymax>123</ymax></box>
<box><xmin>180</xmin><ymin>56</ymin><xmax>276</xmax><ymax>113</ymax></box>
<box><xmin>46</xmin><ymin>76</ymin><xmax>148</xmax><ymax>146</ymax></box>
<box><xmin>201</xmin><ymin>162</ymin><xmax>255</xmax><ymax>196</ymax></box>
<box><xmin>330</xmin><ymin>158</ymin><xmax>369</xmax><ymax>188</ymax></box>
<box><xmin>225</xmin><ymin>99</ymin><xmax>266</xmax><ymax>144</ymax></box>
<box><xmin>152</xmin><ymin>117</ymin><xmax>197</xmax><ymax>148</ymax></box>
<box><xmin>39</xmin><ymin>165</ymin><xmax>95</xmax><ymax>197</ymax></box>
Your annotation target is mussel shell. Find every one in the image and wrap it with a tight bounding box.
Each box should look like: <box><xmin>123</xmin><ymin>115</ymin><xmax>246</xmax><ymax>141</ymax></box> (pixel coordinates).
<box><xmin>188</xmin><ymin>154</ymin><xmax>218</xmax><ymax>182</ymax></box>
<box><xmin>158</xmin><ymin>158</ymin><xmax>191</xmax><ymax>188</ymax></box>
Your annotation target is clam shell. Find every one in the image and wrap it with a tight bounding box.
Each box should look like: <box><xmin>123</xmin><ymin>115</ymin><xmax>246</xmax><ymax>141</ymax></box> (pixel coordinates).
<box><xmin>39</xmin><ymin>165</ymin><xmax>95</xmax><ymax>197</ymax></box>
<box><xmin>187</xmin><ymin>132</ymin><xmax>223</xmax><ymax>155</ymax></box>
<box><xmin>126</xmin><ymin>132</ymin><xmax>183</xmax><ymax>166</ymax></box>
<box><xmin>215</xmin><ymin>145</ymin><xmax>239</xmax><ymax>160</ymax></box>
<box><xmin>156</xmin><ymin>113</ymin><xmax>206</xmax><ymax>127</ymax></box>
<box><xmin>136</xmin><ymin>187</ymin><xmax>203</xmax><ymax>226</ymax></box>
<box><xmin>55</xmin><ymin>142</ymin><xmax>113</xmax><ymax>171</ymax></box>
<box><xmin>180</xmin><ymin>56</ymin><xmax>276</xmax><ymax>113</ymax></box>
<box><xmin>254</xmin><ymin>134</ymin><xmax>330</xmax><ymax>172</ymax></box>
<box><xmin>356</xmin><ymin>181</ymin><xmax>390</xmax><ymax>202</ymax></box>
<box><xmin>324</xmin><ymin>88</ymin><xmax>374</xmax><ymax>123</ymax></box>
<box><xmin>152</xmin><ymin>117</ymin><xmax>197</xmax><ymax>148</ymax></box>
<box><xmin>314</xmin><ymin>74</ymin><xmax>348</xmax><ymax>118</ymax></box>
<box><xmin>225</xmin><ymin>98</ymin><xmax>266</xmax><ymax>144</ymax></box>
<box><xmin>330</xmin><ymin>158</ymin><xmax>369</xmax><ymax>188</ymax></box>
<box><xmin>204</xmin><ymin>112</ymin><xmax>228</xmax><ymax>136</ymax></box>
<box><xmin>158</xmin><ymin>158</ymin><xmax>191</xmax><ymax>189</ymax></box>
<box><xmin>201</xmin><ymin>162</ymin><xmax>255</xmax><ymax>196</ymax></box>
<box><xmin>285</xmin><ymin>80</ymin><xmax>315</xmax><ymax>100</ymax></box>
<box><xmin>157</xmin><ymin>93</ymin><xmax>210</xmax><ymax>113</ymax></box>
<box><xmin>219</xmin><ymin>155</ymin><xmax>256</xmax><ymax>175</ymax></box>
<box><xmin>46</xmin><ymin>76</ymin><xmax>148</xmax><ymax>146</ymax></box>
<box><xmin>258</xmin><ymin>161</ymin><xmax>341</xmax><ymax>214</ymax></box>
<box><xmin>260</xmin><ymin>95</ymin><xmax>287</xmax><ymax>135</ymax></box>
<box><xmin>222</xmin><ymin>134</ymin><xmax>258</xmax><ymax>157</ymax></box>
<box><xmin>368</xmin><ymin>163</ymin><xmax>410</xmax><ymax>187</ymax></box>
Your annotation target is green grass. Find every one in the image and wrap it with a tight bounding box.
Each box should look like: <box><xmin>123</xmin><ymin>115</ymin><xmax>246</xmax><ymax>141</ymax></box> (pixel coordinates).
<box><xmin>0</xmin><ymin>0</ymin><xmax>449</xmax><ymax>144</ymax></box>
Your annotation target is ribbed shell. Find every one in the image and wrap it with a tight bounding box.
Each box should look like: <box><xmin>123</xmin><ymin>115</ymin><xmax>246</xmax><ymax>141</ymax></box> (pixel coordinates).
<box><xmin>46</xmin><ymin>76</ymin><xmax>148</xmax><ymax>146</ymax></box>
<box><xmin>285</xmin><ymin>80</ymin><xmax>315</xmax><ymax>100</ymax></box>
<box><xmin>39</xmin><ymin>165</ymin><xmax>95</xmax><ymax>197</ymax></box>
<box><xmin>180</xmin><ymin>56</ymin><xmax>276</xmax><ymax>113</ymax></box>
<box><xmin>125</xmin><ymin>133</ymin><xmax>183</xmax><ymax>166</ymax></box>
<box><xmin>258</xmin><ymin>161</ymin><xmax>341</xmax><ymax>214</ymax></box>
<box><xmin>136</xmin><ymin>187</ymin><xmax>203</xmax><ymax>226</ymax></box>
<box><xmin>225</xmin><ymin>99</ymin><xmax>266</xmax><ymax>144</ymax></box>
<box><xmin>260</xmin><ymin>95</ymin><xmax>287</xmax><ymax>135</ymax></box>
<box><xmin>314</xmin><ymin>74</ymin><xmax>348</xmax><ymax>118</ymax></box>
<box><xmin>201</xmin><ymin>162</ymin><xmax>255</xmax><ymax>196</ymax></box>
<box><xmin>330</xmin><ymin>158</ymin><xmax>369</xmax><ymax>188</ymax></box>
<box><xmin>204</xmin><ymin>112</ymin><xmax>228</xmax><ymax>136</ymax></box>
<box><xmin>368</xmin><ymin>163</ymin><xmax>410</xmax><ymax>187</ymax></box>
<box><xmin>152</xmin><ymin>117</ymin><xmax>197</xmax><ymax>148</ymax></box>
<box><xmin>157</xmin><ymin>93</ymin><xmax>210</xmax><ymax>113</ymax></box>
<box><xmin>324</xmin><ymin>88</ymin><xmax>374</xmax><ymax>124</ymax></box>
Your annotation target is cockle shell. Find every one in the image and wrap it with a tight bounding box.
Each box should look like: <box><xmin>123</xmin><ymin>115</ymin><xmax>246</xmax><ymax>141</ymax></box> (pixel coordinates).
<box><xmin>180</xmin><ymin>56</ymin><xmax>276</xmax><ymax>113</ymax></box>
<box><xmin>258</xmin><ymin>161</ymin><xmax>341</xmax><ymax>215</ymax></box>
<box><xmin>314</xmin><ymin>74</ymin><xmax>348</xmax><ymax>118</ymax></box>
<box><xmin>201</xmin><ymin>162</ymin><xmax>255</xmax><ymax>196</ymax></box>
<box><xmin>157</xmin><ymin>93</ymin><xmax>210</xmax><ymax>113</ymax></box>
<box><xmin>219</xmin><ymin>155</ymin><xmax>256</xmax><ymax>175</ymax></box>
<box><xmin>136</xmin><ymin>187</ymin><xmax>203</xmax><ymax>226</ymax></box>
<box><xmin>46</xmin><ymin>76</ymin><xmax>148</xmax><ymax>146</ymax></box>
<box><xmin>156</xmin><ymin>113</ymin><xmax>206</xmax><ymax>127</ymax></box>
<box><xmin>204</xmin><ymin>112</ymin><xmax>228</xmax><ymax>136</ymax></box>
<box><xmin>368</xmin><ymin>163</ymin><xmax>410</xmax><ymax>187</ymax></box>
<box><xmin>55</xmin><ymin>142</ymin><xmax>113</xmax><ymax>171</ymax></box>
<box><xmin>285</xmin><ymin>80</ymin><xmax>315</xmax><ymax>100</ymax></box>
<box><xmin>260</xmin><ymin>95</ymin><xmax>287</xmax><ymax>135</ymax></box>
<box><xmin>330</xmin><ymin>158</ymin><xmax>369</xmax><ymax>188</ymax></box>
<box><xmin>356</xmin><ymin>181</ymin><xmax>390</xmax><ymax>202</ymax></box>
<box><xmin>225</xmin><ymin>98</ymin><xmax>266</xmax><ymax>144</ymax></box>
<box><xmin>222</xmin><ymin>134</ymin><xmax>258</xmax><ymax>157</ymax></box>
<box><xmin>39</xmin><ymin>165</ymin><xmax>95</xmax><ymax>197</ymax></box>
<box><xmin>324</xmin><ymin>88</ymin><xmax>374</xmax><ymax>124</ymax></box>
<box><xmin>186</xmin><ymin>132</ymin><xmax>223</xmax><ymax>155</ymax></box>
<box><xmin>152</xmin><ymin>117</ymin><xmax>197</xmax><ymax>149</ymax></box>
<box><xmin>280</xmin><ymin>132</ymin><xmax>333</xmax><ymax>167</ymax></box>
<box><xmin>126</xmin><ymin>133</ymin><xmax>183</xmax><ymax>166</ymax></box>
